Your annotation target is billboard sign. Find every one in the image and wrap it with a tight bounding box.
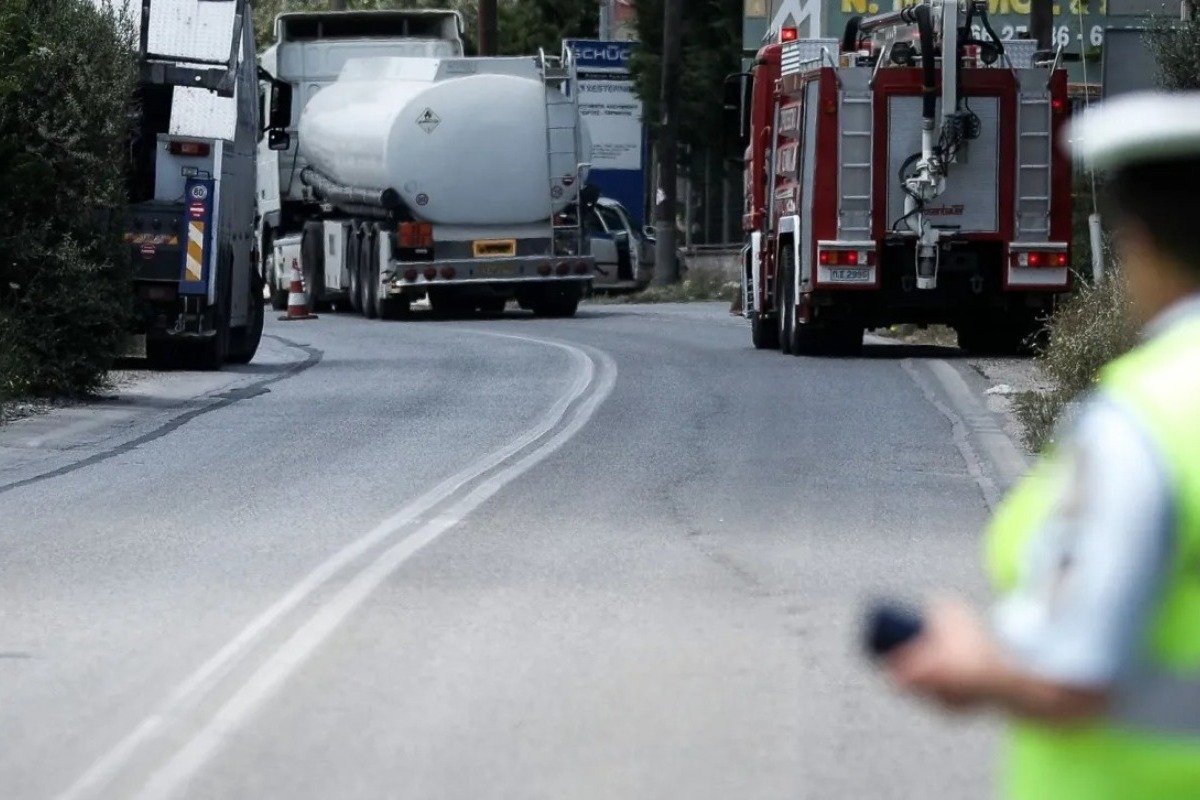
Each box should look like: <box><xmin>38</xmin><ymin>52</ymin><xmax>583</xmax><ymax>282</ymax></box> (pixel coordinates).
<box><xmin>564</xmin><ymin>38</ymin><xmax>648</xmax><ymax>225</ymax></box>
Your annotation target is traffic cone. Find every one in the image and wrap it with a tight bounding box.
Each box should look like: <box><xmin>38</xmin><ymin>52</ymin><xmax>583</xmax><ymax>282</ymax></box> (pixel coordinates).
<box><xmin>278</xmin><ymin>257</ymin><xmax>317</xmax><ymax>321</ymax></box>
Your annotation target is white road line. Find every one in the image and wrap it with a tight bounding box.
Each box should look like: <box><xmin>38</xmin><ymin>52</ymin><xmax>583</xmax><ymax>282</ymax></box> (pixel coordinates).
<box><xmin>134</xmin><ymin>345</ymin><xmax>618</xmax><ymax>800</ymax></box>
<box><xmin>56</xmin><ymin>332</ymin><xmax>616</xmax><ymax>800</ymax></box>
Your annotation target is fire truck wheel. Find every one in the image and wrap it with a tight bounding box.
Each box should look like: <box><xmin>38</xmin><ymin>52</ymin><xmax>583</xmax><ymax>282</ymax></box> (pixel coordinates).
<box><xmin>777</xmin><ymin>249</ymin><xmax>796</xmax><ymax>355</ymax></box>
<box><xmin>751</xmin><ymin>313</ymin><xmax>780</xmax><ymax>349</ymax></box>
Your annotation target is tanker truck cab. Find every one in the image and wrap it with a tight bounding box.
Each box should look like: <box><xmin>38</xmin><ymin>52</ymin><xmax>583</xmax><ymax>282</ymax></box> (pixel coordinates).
<box><xmin>255</xmin><ymin>9</ymin><xmax>467</xmax><ymax>309</ymax></box>
<box><xmin>260</xmin><ymin>16</ymin><xmax>596</xmax><ymax>320</ymax></box>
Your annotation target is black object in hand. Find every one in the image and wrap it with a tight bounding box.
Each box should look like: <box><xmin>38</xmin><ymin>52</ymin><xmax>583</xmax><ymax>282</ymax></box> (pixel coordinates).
<box><xmin>865</xmin><ymin>602</ymin><xmax>924</xmax><ymax>657</ymax></box>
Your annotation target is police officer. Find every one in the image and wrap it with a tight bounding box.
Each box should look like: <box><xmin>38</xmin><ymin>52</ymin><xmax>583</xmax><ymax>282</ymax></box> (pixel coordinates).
<box><xmin>883</xmin><ymin>90</ymin><xmax>1200</xmax><ymax>799</ymax></box>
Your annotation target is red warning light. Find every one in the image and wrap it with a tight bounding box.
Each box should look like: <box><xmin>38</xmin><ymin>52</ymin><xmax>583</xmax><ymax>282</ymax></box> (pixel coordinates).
<box><xmin>781</xmin><ymin>27</ymin><xmax>798</xmax><ymax>42</ymax></box>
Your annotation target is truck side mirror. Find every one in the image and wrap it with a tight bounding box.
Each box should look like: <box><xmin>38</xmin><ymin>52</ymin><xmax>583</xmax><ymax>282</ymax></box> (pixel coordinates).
<box><xmin>723</xmin><ymin>72</ymin><xmax>752</xmax><ymax>155</ymax></box>
<box><xmin>268</xmin><ymin>129</ymin><xmax>291</xmax><ymax>151</ymax></box>
<box><xmin>268</xmin><ymin>80</ymin><xmax>293</xmax><ymax>131</ymax></box>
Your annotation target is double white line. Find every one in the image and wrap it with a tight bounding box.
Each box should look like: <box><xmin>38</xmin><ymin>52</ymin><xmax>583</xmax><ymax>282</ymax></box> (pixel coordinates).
<box><xmin>57</xmin><ymin>331</ymin><xmax>617</xmax><ymax>800</ymax></box>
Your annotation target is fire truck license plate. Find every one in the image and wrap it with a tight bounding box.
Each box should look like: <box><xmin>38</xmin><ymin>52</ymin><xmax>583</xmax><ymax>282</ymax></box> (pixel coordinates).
<box><xmin>829</xmin><ymin>268</ymin><xmax>871</xmax><ymax>283</ymax></box>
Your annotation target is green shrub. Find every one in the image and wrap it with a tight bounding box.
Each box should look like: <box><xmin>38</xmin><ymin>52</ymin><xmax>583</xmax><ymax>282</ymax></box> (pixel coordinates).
<box><xmin>1015</xmin><ymin>271</ymin><xmax>1139</xmax><ymax>451</ymax></box>
<box><xmin>0</xmin><ymin>0</ymin><xmax>136</xmax><ymax>400</ymax></box>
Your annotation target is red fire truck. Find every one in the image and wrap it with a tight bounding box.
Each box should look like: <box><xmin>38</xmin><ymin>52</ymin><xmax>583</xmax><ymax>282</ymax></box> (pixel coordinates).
<box><xmin>729</xmin><ymin>0</ymin><xmax>1074</xmax><ymax>356</ymax></box>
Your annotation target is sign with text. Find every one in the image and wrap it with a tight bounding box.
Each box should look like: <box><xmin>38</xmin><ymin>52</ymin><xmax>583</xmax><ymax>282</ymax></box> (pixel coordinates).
<box><xmin>564</xmin><ymin>39</ymin><xmax>647</xmax><ymax>225</ymax></box>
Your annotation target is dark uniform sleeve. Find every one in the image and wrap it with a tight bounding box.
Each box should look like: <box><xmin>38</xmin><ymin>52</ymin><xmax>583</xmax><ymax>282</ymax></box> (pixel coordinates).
<box><xmin>990</xmin><ymin>396</ymin><xmax>1176</xmax><ymax>687</ymax></box>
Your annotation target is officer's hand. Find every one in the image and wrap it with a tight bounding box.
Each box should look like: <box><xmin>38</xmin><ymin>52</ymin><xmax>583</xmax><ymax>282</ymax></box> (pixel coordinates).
<box><xmin>885</xmin><ymin>595</ymin><xmax>1000</xmax><ymax>712</ymax></box>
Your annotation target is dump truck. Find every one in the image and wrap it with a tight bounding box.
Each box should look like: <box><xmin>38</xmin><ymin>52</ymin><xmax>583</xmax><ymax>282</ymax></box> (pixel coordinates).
<box><xmin>127</xmin><ymin>0</ymin><xmax>263</xmax><ymax>368</ymax></box>
<box><xmin>730</xmin><ymin>0</ymin><xmax>1074</xmax><ymax>355</ymax></box>
<box><xmin>257</xmin><ymin>9</ymin><xmax>596</xmax><ymax>319</ymax></box>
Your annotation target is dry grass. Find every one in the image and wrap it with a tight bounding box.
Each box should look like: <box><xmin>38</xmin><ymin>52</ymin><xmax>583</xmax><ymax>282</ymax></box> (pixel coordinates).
<box><xmin>1012</xmin><ymin>272</ymin><xmax>1138</xmax><ymax>451</ymax></box>
<box><xmin>589</xmin><ymin>271</ymin><xmax>740</xmax><ymax>305</ymax></box>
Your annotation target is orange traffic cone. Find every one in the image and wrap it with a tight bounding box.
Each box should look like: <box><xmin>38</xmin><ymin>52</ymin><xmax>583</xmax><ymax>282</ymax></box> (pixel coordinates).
<box><xmin>278</xmin><ymin>257</ymin><xmax>317</xmax><ymax>321</ymax></box>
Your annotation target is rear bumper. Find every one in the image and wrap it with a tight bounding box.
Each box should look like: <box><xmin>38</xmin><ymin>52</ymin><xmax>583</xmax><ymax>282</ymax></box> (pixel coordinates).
<box><xmin>385</xmin><ymin>255</ymin><xmax>594</xmax><ymax>289</ymax></box>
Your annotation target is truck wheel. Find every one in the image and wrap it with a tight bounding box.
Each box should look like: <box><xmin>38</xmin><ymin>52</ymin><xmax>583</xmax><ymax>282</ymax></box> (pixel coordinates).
<box><xmin>265</xmin><ymin>237</ymin><xmax>288</xmax><ymax>311</ymax></box>
<box><xmin>347</xmin><ymin>229</ymin><xmax>366</xmax><ymax>314</ymax></box>
<box><xmin>228</xmin><ymin>267</ymin><xmax>265</xmax><ymax>365</ymax></box>
<box><xmin>777</xmin><ymin>249</ymin><xmax>795</xmax><ymax>355</ymax></box>
<box><xmin>363</xmin><ymin>226</ymin><xmax>379</xmax><ymax>320</ymax></box>
<box><xmin>301</xmin><ymin>222</ymin><xmax>326</xmax><ymax>312</ymax></box>
<box><xmin>750</xmin><ymin>313</ymin><xmax>779</xmax><ymax>349</ymax></box>
<box><xmin>347</xmin><ymin>230</ymin><xmax>362</xmax><ymax>314</ymax></box>
<box><xmin>377</xmin><ymin>294</ymin><xmax>412</xmax><ymax>321</ymax></box>
<box><xmin>195</xmin><ymin>245</ymin><xmax>232</xmax><ymax>371</ymax></box>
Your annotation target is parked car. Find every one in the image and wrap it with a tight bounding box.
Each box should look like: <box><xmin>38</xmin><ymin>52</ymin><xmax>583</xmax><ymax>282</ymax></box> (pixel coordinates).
<box><xmin>586</xmin><ymin>197</ymin><xmax>689</xmax><ymax>292</ymax></box>
<box><xmin>587</xmin><ymin>198</ymin><xmax>648</xmax><ymax>291</ymax></box>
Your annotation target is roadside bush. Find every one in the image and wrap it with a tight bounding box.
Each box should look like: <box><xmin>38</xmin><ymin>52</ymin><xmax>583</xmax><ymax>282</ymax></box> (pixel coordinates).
<box><xmin>0</xmin><ymin>0</ymin><xmax>137</xmax><ymax>400</ymax></box>
<box><xmin>1015</xmin><ymin>270</ymin><xmax>1139</xmax><ymax>451</ymax></box>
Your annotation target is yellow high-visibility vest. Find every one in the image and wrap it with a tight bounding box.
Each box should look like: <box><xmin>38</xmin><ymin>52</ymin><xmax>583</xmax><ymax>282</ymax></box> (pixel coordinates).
<box><xmin>984</xmin><ymin>314</ymin><xmax>1200</xmax><ymax>800</ymax></box>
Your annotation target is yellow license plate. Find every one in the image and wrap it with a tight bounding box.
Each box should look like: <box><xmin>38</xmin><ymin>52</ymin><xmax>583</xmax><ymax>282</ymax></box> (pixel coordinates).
<box><xmin>472</xmin><ymin>239</ymin><xmax>516</xmax><ymax>257</ymax></box>
<box><xmin>474</xmin><ymin>263</ymin><xmax>512</xmax><ymax>278</ymax></box>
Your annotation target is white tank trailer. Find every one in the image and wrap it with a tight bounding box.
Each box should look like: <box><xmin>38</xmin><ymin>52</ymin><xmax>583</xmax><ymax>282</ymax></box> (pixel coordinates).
<box><xmin>259</xmin><ymin>11</ymin><xmax>596</xmax><ymax>319</ymax></box>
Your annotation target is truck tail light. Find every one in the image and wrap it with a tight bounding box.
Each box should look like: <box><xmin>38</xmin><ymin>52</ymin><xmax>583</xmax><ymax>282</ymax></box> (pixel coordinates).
<box><xmin>424</xmin><ymin>267</ymin><xmax>437</xmax><ymax>280</ymax></box>
<box><xmin>169</xmin><ymin>141</ymin><xmax>210</xmax><ymax>157</ymax></box>
<box><xmin>1013</xmin><ymin>250</ymin><xmax>1069</xmax><ymax>268</ymax></box>
<box><xmin>818</xmin><ymin>248</ymin><xmax>875</xmax><ymax>266</ymax></box>
<box><xmin>399</xmin><ymin>222</ymin><xmax>433</xmax><ymax>248</ymax></box>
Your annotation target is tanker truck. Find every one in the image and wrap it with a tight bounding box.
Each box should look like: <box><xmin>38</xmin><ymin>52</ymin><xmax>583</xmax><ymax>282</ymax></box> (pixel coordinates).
<box><xmin>257</xmin><ymin>9</ymin><xmax>596</xmax><ymax>319</ymax></box>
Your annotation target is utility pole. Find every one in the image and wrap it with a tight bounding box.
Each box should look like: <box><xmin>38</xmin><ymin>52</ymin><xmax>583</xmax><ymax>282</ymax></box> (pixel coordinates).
<box><xmin>478</xmin><ymin>0</ymin><xmax>499</xmax><ymax>56</ymax></box>
<box><xmin>599</xmin><ymin>0</ymin><xmax>612</xmax><ymax>39</ymax></box>
<box><xmin>653</xmin><ymin>0</ymin><xmax>684</xmax><ymax>285</ymax></box>
<box><xmin>1030</xmin><ymin>0</ymin><xmax>1053</xmax><ymax>50</ymax></box>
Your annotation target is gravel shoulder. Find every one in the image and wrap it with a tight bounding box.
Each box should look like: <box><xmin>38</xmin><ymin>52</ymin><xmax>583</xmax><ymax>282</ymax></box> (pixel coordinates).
<box><xmin>0</xmin><ymin>368</ymin><xmax>156</xmax><ymax>428</ymax></box>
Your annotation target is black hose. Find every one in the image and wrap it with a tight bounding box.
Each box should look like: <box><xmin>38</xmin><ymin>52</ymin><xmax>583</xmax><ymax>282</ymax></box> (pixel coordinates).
<box><xmin>977</xmin><ymin>6</ymin><xmax>1005</xmax><ymax>55</ymax></box>
<box><xmin>901</xmin><ymin>4</ymin><xmax>937</xmax><ymax>122</ymax></box>
<box><xmin>842</xmin><ymin>16</ymin><xmax>862</xmax><ymax>52</ymax></box>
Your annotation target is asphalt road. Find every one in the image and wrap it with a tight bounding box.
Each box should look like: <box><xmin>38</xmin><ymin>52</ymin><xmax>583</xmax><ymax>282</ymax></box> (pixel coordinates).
<box><xmin>0</xmin><ymin>302</ymin><xmax>1030</xmax><ymax>799</ymax></box>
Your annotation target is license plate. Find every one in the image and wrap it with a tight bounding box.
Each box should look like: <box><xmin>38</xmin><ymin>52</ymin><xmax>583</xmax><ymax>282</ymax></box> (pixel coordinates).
<box><xmin>474</xmin><ymin>263</ymin><xmax>512</xmax><ymax>278</ymax></box>
<box><xmin>828</xmin><ymin>268</ymin><xmax>871</xmax><ymax>283</ymax></box>
<box><xmin>472</xmin><ymin>239</ymin><xmax>516</xmax><ymax>257</ymax></box>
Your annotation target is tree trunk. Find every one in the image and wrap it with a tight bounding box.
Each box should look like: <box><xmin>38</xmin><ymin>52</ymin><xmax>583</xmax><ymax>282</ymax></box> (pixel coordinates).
<box><xmin>653</xmin><ymin>0</ymin><xmax>684</xmax><ymax>285</ymax></box>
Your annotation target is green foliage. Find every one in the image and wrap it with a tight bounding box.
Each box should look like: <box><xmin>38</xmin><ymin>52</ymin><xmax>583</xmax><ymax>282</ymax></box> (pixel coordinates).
<box><xmin>252</xmin><ymin>0</ymin><xmax>597</xmax><ymax>56</ymax></box>
<box><xmin>627</xmin><ymin>0</ymin><xmax>743</xmax><ymax>167</ymax></box>
<box><xmin>1146</xmin><ymin>16</ymin><xmax>1200</xmax><ymax>90</ymax></box>
<box><xmin>0</xmin><ymin>0</ymin><xmax>137</xmax><ymax>400</ymax></box>
<box><xmin>1015</xmin><ymin>272</ymin><xmax>1139</xmax><ymax>451</ymax></box>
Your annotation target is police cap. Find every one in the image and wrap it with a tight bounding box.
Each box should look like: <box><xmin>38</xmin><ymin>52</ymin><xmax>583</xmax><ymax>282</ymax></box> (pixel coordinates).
<box><xmin>1064</xmin><ymin>90</ymin><xmax>1200</xmax><ymax>172</ymax></box>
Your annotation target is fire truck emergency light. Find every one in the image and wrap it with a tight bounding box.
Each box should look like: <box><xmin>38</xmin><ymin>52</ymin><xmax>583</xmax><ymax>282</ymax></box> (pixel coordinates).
<box><xmin>780</xmin><ymin>27</ymin><xmax>798</xmax><ymax>42</ymax></box>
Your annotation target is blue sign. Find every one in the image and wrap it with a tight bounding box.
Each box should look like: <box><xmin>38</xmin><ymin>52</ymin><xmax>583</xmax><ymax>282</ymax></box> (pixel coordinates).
<box><xmin>565</xmin><ymin>39</ymin><xmax>634</xmax><ymax>71</ymax></box>
<box><xmin>179</xmin><ymin>176</ymin><xmax>215</xmax><ymax>297</ymax></box>
<box><xmin>563</xmin><ymin>39</ymin><xmax>648</xmax><ymax>226</ymax></box>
